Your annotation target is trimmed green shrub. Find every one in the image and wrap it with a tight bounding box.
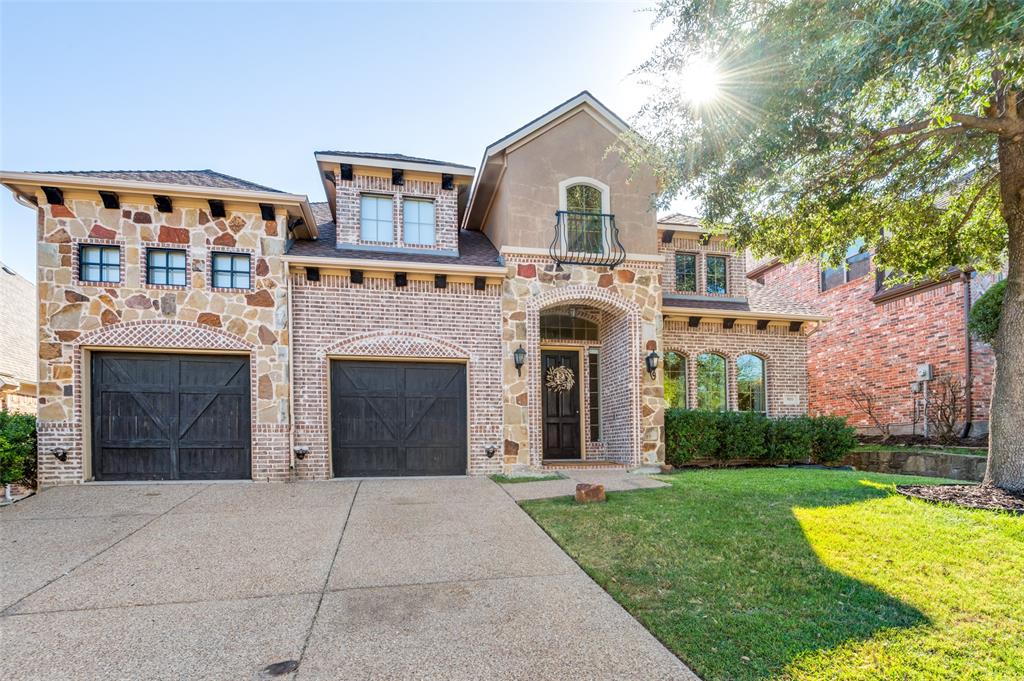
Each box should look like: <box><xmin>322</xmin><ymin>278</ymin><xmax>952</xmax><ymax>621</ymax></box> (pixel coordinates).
<box><xmin>767</xmin><ymin>416</ymin><xmax>814</xmax><ymax>462</ymax></box>
<box><xmin>809</xmin><ymin>415</ymin><xmax>858</xmax><ymax>464</ymax></box>
<box><xmin>968</xmin><ymin>279</ymin><xmax>1005</xmax><ymax>345</ymax></box>
<box><xmin>0</xmin><ymin>410</ymin><xmax>36</xmax><ymax>487</ymax></box>
<box><xmin>665</xmin><ymin>408</ymin><xmax>721</xmax><ymax>465</ymax></box>
<box><xmin>718</xmin><ymin>411</ymin><xmax>768</xmax><ymax>461</ymax></box>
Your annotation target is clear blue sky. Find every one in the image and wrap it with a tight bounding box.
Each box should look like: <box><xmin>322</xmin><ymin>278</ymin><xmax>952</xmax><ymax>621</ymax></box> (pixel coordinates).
<box><xmin>1</xmin><ymin>1</ymin><xmax>692</xmax><ymax>280</ymax></box>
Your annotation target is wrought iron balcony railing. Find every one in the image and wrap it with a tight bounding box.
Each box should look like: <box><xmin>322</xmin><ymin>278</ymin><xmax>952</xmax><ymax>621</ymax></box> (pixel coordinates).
<box><xmin>549</xmin><ymin>210</ymin><xmax>627</xmax><ymax>269</ymax></box>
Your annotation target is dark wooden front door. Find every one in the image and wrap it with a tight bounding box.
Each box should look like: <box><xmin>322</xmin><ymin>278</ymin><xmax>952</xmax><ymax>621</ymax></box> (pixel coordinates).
<box><xmin>91</xmin><ymin>352</ymin><xmax>251</xmax><ymax>481</ymax></box>
<box><xmin>330</xmin><ymin>360</ymin><xmax>467</xmax><ymax>477</ymax></box>
<box><xmin>542</xmin><ymin>349</ymin><xmax>581</xmax><ymax>459</ymax></box>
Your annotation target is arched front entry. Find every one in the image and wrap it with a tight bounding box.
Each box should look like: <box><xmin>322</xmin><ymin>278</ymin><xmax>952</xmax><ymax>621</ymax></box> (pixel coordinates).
<box><xmin>525</xmin><ymin>286</ymin><xmax>644</xmax><ymax>468</ymax></box>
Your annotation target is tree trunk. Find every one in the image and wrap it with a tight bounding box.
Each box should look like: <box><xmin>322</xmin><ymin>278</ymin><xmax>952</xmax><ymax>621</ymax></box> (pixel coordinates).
<box><xmin>984</xmin><ymin>134</ymin><xmax>1024</xmax><ymax>491</ymax></box>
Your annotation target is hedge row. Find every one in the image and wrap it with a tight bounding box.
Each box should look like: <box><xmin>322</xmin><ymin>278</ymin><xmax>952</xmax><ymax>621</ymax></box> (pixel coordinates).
<box><xmin>1</xmin><ymin>410</ymin><xmax>36</xmax><ymax>487</ymax></box>
<box><xmin>665</xmin><ymin>409</ymin><xmax>856</xmax><ymax>467</ymax></box>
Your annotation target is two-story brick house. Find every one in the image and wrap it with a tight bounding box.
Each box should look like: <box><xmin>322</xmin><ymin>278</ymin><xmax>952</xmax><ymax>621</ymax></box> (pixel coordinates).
<box><xmin>1</xmin><ymin>92</ymin><xmax>823</xmax><ymax>486</ymax></box>
<box><xmin>750</xmin><ymin>251</ymin><xmax>997</xmax><ymax>436</ymax></box>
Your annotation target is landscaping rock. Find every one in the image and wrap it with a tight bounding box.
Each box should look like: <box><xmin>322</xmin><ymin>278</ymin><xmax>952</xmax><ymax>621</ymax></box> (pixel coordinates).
<box><xmin>575</xmin><ymin>483</ymin><xmax>606</xmax><ymax>504</ymax></box>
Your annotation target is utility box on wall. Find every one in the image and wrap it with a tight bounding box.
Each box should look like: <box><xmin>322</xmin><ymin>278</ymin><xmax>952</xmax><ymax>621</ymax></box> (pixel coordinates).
<box><xmin>915</xmin><ymin>363</ymin><xmax>933</xmax><ymax>382</ymax></box>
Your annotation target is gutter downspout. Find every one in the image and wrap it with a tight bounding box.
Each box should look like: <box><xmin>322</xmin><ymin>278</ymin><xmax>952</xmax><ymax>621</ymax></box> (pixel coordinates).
<box><xmin>287</xmin><ymin>267</ymin><xmax>296</xmax><ymax>475</ymax></box>
<box><xmin>961</xmin><ymin>271</ymin><xmax>973</xmax><ymax>439</ymax></box>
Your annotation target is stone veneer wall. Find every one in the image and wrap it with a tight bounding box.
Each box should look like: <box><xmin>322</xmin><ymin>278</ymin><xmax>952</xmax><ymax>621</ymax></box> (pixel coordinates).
<box><xmin>662</xmin><ymin>320</ymin><xmax>809</xmax><ymax>416</ymax></box>
<box><xmin>760</xmin><ymin>260</ymin><xmax>993</xmax><ymax>431</ymax></box>
<box><xmin>658</xmin><ymin>233</ymin><xmax>748</xmax><ymax>297</ymax></box>
<box><xmin>501</xmin><ymin>254</ymin><xmax>664</xmax><ymax>469</ymax></box>
<box><xmin>35</xmin><ymin>200</ymin><xmax>290</xmax><ymax>486</ymax></box>
<box><xmin>334</xmin><ymin>173</ymin><xmax>459</xmax><ymax>252</ymax></box>
<box><xmin>289</xmin><ymin>272</ymin><xmax>503</xmax><ymax>478</ymax></box>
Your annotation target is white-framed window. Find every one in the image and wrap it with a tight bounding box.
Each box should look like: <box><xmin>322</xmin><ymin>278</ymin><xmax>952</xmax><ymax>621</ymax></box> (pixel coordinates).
<box><xmin>360</xmin><ymin>194</ymin><xmax>394</xmax><ymax>242</ymax></box>
<box><xmin>402</xmin><ymin>198</ymin><xmax>436</xmax><ymax>246</ymax></box>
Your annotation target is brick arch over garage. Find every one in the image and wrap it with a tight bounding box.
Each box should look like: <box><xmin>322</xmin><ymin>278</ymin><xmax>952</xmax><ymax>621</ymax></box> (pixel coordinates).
<box><xmin>72</xmin><ymin>319</ymin><xmax>258</xmax><ymax>481</ymax></box>
<box><xmin>526</xmin><ymin>285</ymin><xmax>643</xmax><ymax>467</ymax></box>
<box><xmin>322</xmin><ymin>330</ymin><xmax>470</xmax><ymax>361</ymax></box>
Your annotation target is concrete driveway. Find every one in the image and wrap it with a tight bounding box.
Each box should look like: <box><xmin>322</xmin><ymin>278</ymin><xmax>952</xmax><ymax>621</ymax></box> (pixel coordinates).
<box><xmin>0</xmin><ymin>478</ymin><xmax>696</xmax><ymax>680</ymax></box>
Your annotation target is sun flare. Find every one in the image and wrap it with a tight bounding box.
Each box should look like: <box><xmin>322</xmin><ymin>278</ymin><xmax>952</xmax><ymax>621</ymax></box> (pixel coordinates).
<box><xmin>679</xmin><ymin>55</ymin><xmax>721</xmax><ymax>105</ymax></box>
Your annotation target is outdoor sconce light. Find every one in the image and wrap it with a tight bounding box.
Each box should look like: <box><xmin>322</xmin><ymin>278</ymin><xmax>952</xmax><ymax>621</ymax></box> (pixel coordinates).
<box><xmin>513</xmin><ymin>345</ymin><xmax>527</xmax><ymax>376</ymax></box>
<box><xmin>485</xmin><ymin>445</ymin><xmax>497</xmax><ymax>459</ymax></box>
<box><xmin>645</xmin><ymin>351</ymin><xmax>660</xmax><ymax>379</ymax></box>
<box><xmin>294</xmin><ymin>447</ymin><xmax>309</xmax><ymax>460</ymax></box>
<box><xmin>52</xmin><ymin>448</ymin><xmax>68</xmax><ymax>462</ymax></box>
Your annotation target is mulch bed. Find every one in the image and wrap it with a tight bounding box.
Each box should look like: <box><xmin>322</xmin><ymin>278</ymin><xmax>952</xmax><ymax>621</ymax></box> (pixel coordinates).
<box><xmin>898</xmin><ymin>484</ymin><xmax>1024</xmax><ymax>514</ymax></box>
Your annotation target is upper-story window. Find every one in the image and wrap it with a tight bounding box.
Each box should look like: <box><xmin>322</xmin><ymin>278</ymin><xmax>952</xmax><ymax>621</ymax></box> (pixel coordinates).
<box><xmin>706</xmin><ymin>255</ymin><xmax>728</xmax><ymax>294</ymax></box>
<box><xmin>211</xmin><ymin>252</ymin><xmax>251</xmax><ymax>289</ymax></box>
<box><xmin>360</xmin><ymin>194</ymin><xmax>394</xmax><ymax>243</ymax></box>
<box><xmin>403</xmin><ymin>198</ymin><xmax>436</xmax><ymax>246</ymax></box>
<box><xmin>147</xmin><ymin>248</ymin><xmax>187</xmax><ymax>287</ymax></box>
<box><xmin>675</xmin><ymin>253</ymin><xmax>697</xmax><ymax>293</ymax></box>
<box><xmin>558</xmin><ymin>177</ymin><xmax>610</xmax><ymax>256</ymax></box>
<box><xmin>80</xmin><ymin>244</ymin><xmax>120</xmax><ymax>283</ymax></box>
<box><xmin>821</xmin><ymin>238</ymin><xmax>870</xmax><ymax>292</ymax></box>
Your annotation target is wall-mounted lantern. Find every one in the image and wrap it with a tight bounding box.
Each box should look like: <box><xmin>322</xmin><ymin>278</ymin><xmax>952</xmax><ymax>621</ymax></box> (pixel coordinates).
<box><xmin>485</xmin><ymin>445</ymin><xmax>497</xmax><ymax>459</ymax></box>
<box><xmin>645</xmin><ymin>351</ymin><xmax>660</xmax><ymax>379</ymax></box>
<box><xmin>513</xmin><ymin>345</ymin><xmax>527</xmax><ymax>376</ymax></box>
<box><xmin>52</xmin><ymin>448</ymin><xmax>68</xmax><ymax>462</ymax></box>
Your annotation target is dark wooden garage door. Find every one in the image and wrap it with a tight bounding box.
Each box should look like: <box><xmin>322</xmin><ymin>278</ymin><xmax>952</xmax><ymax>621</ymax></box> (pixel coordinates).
<box><xmin>330</xmin><ymin>360</ymin><xmax>466</xmax><ymax>477</ymax></box>
<box><xmin>91</xmin><ymin>352</ymin><xmax>251</xmax><ymax>481</ymax></box>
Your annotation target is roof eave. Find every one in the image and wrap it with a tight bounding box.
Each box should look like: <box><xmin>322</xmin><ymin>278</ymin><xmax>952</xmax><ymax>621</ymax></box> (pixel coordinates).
<box><xmin>0</xmin><ymin>171</ymin><xmax>319</xmax><ymax>240</ymax></box>
<box><xmin>662</xmin><ymin>305</ymin><xmax>829</xmax><ymax>323</ymax></box>
<box><xmin>313</xmin><ymin>153</ymin><xmax>475</xmax><ymax>178</ymax></box>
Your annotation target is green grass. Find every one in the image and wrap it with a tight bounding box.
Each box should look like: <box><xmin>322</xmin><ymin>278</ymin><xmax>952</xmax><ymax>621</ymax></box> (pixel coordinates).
<box><xmin>488</xmin><ymin>473</ymin><xmax>564</xmax><ymax>484</ymax></box>
<box><xmin>522</xmin><ymin>468</ymin><xmax>1023</xmax><ymax>681</ymax></box>
<box><xmin>855</xmin><ymin>444</ymin><xmax>987</xmax><ymax>457</ymax></box>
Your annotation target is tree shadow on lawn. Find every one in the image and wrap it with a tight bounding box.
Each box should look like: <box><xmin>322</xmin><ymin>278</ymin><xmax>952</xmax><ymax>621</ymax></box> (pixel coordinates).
<box><xmin>524</xmin><ymin>470</ymin><xmax>932</xmax><ymax>681</ymax></box>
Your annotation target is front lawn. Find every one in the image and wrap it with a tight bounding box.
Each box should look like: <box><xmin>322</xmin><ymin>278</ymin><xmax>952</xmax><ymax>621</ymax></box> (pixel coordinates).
<box><xmin>522</xmin><ymin>468</ymin><xmax>1023</xmax><ymax>681</ymax></box>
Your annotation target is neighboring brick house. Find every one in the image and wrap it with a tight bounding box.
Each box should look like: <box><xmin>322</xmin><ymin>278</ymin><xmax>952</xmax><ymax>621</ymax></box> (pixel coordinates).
<box><xmin>750</xmin><ymin>251</ymin><xmax>997</xmax><ymax>436</ymax></box>
<box><xmin>1</xmin><ymin>91</ymin><xmax>822</xmax><ymax>486</ymax></box>
<box><xmin>0</xmin><ymin>262</ymin><xmax>37</xmax><ymax>413</ymax></box>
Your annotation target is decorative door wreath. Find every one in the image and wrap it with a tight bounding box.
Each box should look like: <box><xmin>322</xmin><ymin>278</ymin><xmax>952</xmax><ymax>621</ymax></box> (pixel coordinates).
<box><xmin>545</xmin><ymin>365</ymin><xmax>576</xmax><ymax>393</ymax></box>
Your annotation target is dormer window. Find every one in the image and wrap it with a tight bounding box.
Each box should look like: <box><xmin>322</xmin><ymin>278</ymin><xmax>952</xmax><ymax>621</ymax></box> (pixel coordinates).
<box><xmin>403</xmin><ymin>198</ymin><xmax>436</xmax><ymax>246</ymax></box>
<box><xmin>360</xmin><ymin>194</ymin><xmax>394</xmax><ymax>243</ymax></box>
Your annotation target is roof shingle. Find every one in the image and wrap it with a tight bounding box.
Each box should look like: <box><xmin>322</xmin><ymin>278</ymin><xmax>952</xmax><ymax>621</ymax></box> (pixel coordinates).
<box><xmin>34</xmin><ymin>169</ymin><xmax>286</xmax><ymax>193</ymax></box>
<box><xmin>314</xmin><ymin>151</ymin><xmax>474</xmax><ymax>171</ymax></box>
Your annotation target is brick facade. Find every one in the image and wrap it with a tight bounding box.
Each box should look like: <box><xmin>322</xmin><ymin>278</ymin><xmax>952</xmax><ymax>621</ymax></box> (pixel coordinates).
<box><xmin>33</xmin><ymin>199</ymin><xmax>291</xmax><ymax>486</ymax></box>
<box><xmin>289</xmin><ymin>272</ymin><xmax>504</xmax><ymax>478</ymax></box>
<box><xmin>662</xmin><ymin>320</ymin><xmax>809</xmax><ymax>416</ymax></box>
<box><xmin>658</xmin><ymin>233</ymin><xmax>748</xmax><ymax>298</ymax></box>
<box><xmin>760</xmin><ymin>259</ymin><xmax>994</xmax><ymax>433</ymax></box>
<box><xmin>334</xmin><ymin>172</ymin><xmax>460</xmax><ymax>253</ymax></box>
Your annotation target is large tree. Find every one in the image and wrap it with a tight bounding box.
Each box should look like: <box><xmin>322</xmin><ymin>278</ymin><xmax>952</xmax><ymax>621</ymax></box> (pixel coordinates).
<box><xmin>626</xmin><ymin>0</ymin><xmax>1024</xmax><ymax>490</ymax></box>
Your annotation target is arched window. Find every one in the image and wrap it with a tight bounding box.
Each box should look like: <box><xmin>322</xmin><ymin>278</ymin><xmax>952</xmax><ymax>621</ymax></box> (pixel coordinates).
<box><xmin>664</xmin><ymin>351</ymin><xmax>688</xmax><ymax>409</ymax></box>
<box><xmin>736</xmin><ymin>354</ymin><xmax>766</xmax><ymax>414</ymax></box>
<box><xmin>559</xmin><ymin>177</ymin><xmax>609</xmax><ymax>255</ymax></box>
<box><xmin>696</xmin><ymin>353</ymin><xmax>727</xmax><ymax>411</ymax></box>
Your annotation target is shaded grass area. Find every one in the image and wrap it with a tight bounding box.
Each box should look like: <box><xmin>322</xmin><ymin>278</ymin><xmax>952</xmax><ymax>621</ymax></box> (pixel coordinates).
<box><xmin>488</xmin><ymin>474</ymin><xmax>564</xmax><ymax>484</ymax></box>
<box><xmin>855</xmin><ymin>444</ymin><xmax>987</xmax><ymax>457</ymax></box>
<box><xmin>522</xmin><ymin>468</ymin><xmax>1024</xmax><ymax>681</ymax></box>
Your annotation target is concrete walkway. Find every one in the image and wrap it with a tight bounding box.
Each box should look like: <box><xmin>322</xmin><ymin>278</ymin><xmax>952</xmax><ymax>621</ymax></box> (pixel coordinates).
<box><xmin>501</xmin><ymin>469</ymin><xmax>670</xmax><ymax>501</ymax></box>
<box><xmin>0</xmin><ymin>478</ymin><xmax>696</xmax><ymax>680</ymax></box>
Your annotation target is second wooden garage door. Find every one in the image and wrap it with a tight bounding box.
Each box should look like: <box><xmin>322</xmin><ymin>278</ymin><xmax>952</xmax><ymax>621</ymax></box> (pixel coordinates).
<box><xmin>330</xmin><ymin>360</ymin><xmax>467</xmax><ymax>477</ymax></box>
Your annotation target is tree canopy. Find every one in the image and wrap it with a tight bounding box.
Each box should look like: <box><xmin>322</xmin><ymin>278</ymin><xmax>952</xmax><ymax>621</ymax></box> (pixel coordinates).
<box><xmin>625</xmin><ymin>0</ymin><xmax>1022</xmax><ymax>280</ymax></box>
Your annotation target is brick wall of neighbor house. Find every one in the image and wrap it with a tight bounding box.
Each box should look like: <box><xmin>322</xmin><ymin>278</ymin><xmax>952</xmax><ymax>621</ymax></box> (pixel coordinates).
<box><xmin>500</xmin><ymin>254</ymin><xmax>664</xmax><ymax>469</ymax></box>
<box><xmin>662</xmin><ymin>320</ymin><xmax>809</xmax><ymax>416</ymax></box>
<box><xmin>760</xmin><ymin>259</ymin><xmax>994</xmax><ymax>432</ymax></box>
<box><xmin>334</xmin><ymin>171</ymin><xmax>459</xmax><ymax>252</ymax></box>
<box><xmin>289</xmin><ymin>272</ymin><xmax>503</xmax><ymax>478</ymax></box>
<box><xmin>34</xmin><ymin>199</ymin><xmax>291</xmax><ymax>486</ymax></box>
<box><xmin>658</xmin><ymin>234</ymin><xmax>748</xmax><ymax>297</ymax></box>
